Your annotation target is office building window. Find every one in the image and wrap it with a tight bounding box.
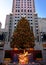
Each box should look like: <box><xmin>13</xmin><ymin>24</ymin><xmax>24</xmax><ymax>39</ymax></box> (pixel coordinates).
<box><xmin>30</xmin><ymin>10</ymin><xmax>32</xmax><ymax>12</ymax></box>
<box><xmin>31</xmin><ymin>20</ymin><xmax>32</xmax><ymax>21</ymax></box>
<box><xmin>16</xmin><ymin>10</ymin><xmax>17</xmax><ymax>12</ymax></box>
<box><xmin>31</xmin><ymin>17</ymin><xmax>32</xmax><ymax>18</ymax></box>
<box><xmin>21</xmin><ymin>9</ymin><xmax>23</xmax><ymax>12</ymax></box>
<box><xmin>31</xmin><ymin>23</ymin><xmax>33</xmax><ymax>24</ymax></box>
<box><xmin>24</xmin><ymin>9</ymin><xmax>26</xmax><ymax>12</ymax></box>
<box><xmin>15</xmin><ymin>17</ymin><xmax>17</xmax><ymax>18</ymax></box>
<box><xmin>15</xmin><ymin>20</ymin><xmax>16</xmax><ymax>21</ymax></box>
<box><xmin>21</xmin><ymin>14</ymin><xmax>23</xmax><ymax>15</ymax></box>
<box><xmin>15</xmin><ymin>23</ymin><xmax>16</xmax><ymax>24</ymax></box>
<box><xmin>31</xmin><ymin>26</ymin><xmax>33</xmax><ymax>32</ymax></box>
<box><xmin>28</xmin><ymin>10</ymin><xmax>29</xmax><ymax>12</ymax></box>
<box><xmin>18</xmin><ymin>10</ymin><xmax>20</xmax><ymax>12</ymax></box>
<box><xmin>21</xmin><ymin>4</ymin><xmax>23</xmax><ymax>7</ymax></box>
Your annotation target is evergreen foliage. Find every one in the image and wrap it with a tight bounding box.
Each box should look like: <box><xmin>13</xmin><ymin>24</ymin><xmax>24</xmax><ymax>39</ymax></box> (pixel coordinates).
<box><xmin>10</xmin><ymin>17</ymin><xmax>35</xmax><ymax>49</ymax></box>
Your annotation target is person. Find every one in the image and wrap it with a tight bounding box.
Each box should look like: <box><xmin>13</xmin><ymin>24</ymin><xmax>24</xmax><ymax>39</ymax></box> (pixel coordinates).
<box><xmin>12</xmin><ymin>53</ymin><xmax>18</xmax><ymax>64</ymax></box>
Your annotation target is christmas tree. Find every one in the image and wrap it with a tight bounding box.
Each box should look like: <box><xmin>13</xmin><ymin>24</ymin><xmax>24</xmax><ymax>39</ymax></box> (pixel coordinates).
<box><xmin>10</xmin><ymin>17</ymin><xmax>35</xmax><ymax>49</ymax></box>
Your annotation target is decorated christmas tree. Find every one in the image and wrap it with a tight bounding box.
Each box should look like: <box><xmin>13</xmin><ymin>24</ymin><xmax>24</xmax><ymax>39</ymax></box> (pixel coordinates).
<box><xmin>10</xmin><ymin>17</ymin><xmax>35</xmax><ymax>49</ymax></box>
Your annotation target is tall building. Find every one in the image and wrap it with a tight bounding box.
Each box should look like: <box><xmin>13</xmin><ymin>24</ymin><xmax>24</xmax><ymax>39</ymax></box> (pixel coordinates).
<box><xmin>11</xmin><ymin>0</ymin><xmax>39</xmax><ymax>42</ymax></box>
<box><xmin>5</xmin><ymin>14</ymin><xmax>13</xmax><ymax>42</ymax></box>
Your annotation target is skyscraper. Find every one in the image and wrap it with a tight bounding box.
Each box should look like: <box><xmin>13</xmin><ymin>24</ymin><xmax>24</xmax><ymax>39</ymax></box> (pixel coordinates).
<box><xmin>5</xmin><ymin>0</ymin><xmax>39</xmax><ymax>42</ymax></box>
<box><xmin>12</xmin><ymin>0</ymin><xmax>39</xmax><ymax>42</ymax></box>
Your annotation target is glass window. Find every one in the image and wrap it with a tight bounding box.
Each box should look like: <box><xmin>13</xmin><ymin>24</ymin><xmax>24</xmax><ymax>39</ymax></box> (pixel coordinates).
<box><xmin>18</xmin><ymin>10</ymin><xmax>20</xmax><ymax>12</ymax></box>
<box><xmin>28</xmin><ymin>10</ymin><xmax>29</xmax><ymax>12</ymax></box>
<box><xmin>31</xmin><ymin>17</ymin><xmax>32</xmax><ymax>18</ymax></box>
<box><xmin>21</xmin><ymin>4</ymin><xmax>23</xmax><ymax>7</ymax></box>
<box><xmin>24</xmin><ymin>9</ymin><xmax>26</xmax><ymax>12</ymax></box>
<box><xmin>15</xmin><ymin>23</ymin><xmax>16</xmax><ymax>24</ymax></box>
<box><xmin>31</xmin><ymin>20</ymin><xmax>32</xmax><ymax>21</ymax></box>
<box><xmin>21</xmin><ymin>9</ymin><xmax>23</xmax><ymax>12</ymax></box>
<box><xmin>16</xmin><ymin>10</ymin><xmax>17</xmax><ymax>12</ymax></box>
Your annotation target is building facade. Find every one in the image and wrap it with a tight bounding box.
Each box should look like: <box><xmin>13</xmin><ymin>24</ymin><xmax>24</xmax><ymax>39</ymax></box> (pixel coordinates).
<box><xmin>5</xmin><ymin>14</ymin><xmax>13</xmax><ymax>42</ymax></box>
<box><xmin>38</xmin><ymin>18</ymin><xmax>46</xmax><ymax>62</ymax></box>
<box><xmin>38</xmin><ymin>18</ymin><xmax>46</xmax><ymax>42</ymax></box>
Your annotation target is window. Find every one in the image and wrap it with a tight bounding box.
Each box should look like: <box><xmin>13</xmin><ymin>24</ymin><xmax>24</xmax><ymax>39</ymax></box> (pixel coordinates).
<box><xmin>16</xmin><ymin>10</ymin><xmax>17</xmax><ymax>12</ymax></box>
<box><xmin>24</xmin><ymin>0</ymin><xmax>26</xmax><ymax>1</ymax></box>
<box><xmin>21</xmin><ymin>7</ymin><xmax>23</xmax><ymax>8</ymax></box>
<box><xmin>24</xmin><ymin>9</ymin><xmax>26</xmax><ymax>12</ymax></box>
<box><xmin>18</xmin><ymin>7</ymin><xmax>20</xmax><ymax>8</ymax></box>
<box><xmin>31</xmin><ymin>26</ymin><xmax>33</xmax><ymax>32</ymax></box>
<box><xmin>31</xmin><ymin>23</ymin><xmax>33</xmax><ymax>24</ymax></box>
<box><xmin>28</xmin><ymin>10</ymin><xmax>29</xmax><ymax>12</ymax></box>
<box><xmin>16</xmin><ymin>2</ymin><xmax>20</xmax><ymax>7</ymax></box>
<box><xmin>21</xmin><ymin>4</ymin><xmax>23</xmax><ymax>7</ymax></box>
<box><xmin>18</xmin><ymin>17</ymin><xmax>19</xmax><ymax>18</ymax></box>
<box><xmin>15</xmin><ymin>23</ymin><xmax>16</xmax><ymax>24</ymax></box>
<box><xmin>35</xmin><ymin>23</ymin><xmax>38</xmax><ymax>25</ymax></box>
<box><xmin>30</xmin><ymin>7</ymin><xmax>31</xmax><ymax>8</ymax></box>
<box><xmin>17</xmin><ymin>20</ymin><xmax>19</xmax><ymax>21</ymax></box>
<box><xmin>15</xmin><ymin>20</ymin><xmax>16</xmax><ymax>21</ymax></box>
<box><xmin>10</xmin><ymin>20</ymin><xmax>12</xmax><ymax>22</ymax></box>
<box><xmin>21</xmin><ymin>9</ymin><xmax>23</xmax><ymax>12</ymax></box>
<box><xmin>35</xmin><ymin>20</ymin><xmax>37</xmax><ymax>22</ymax></box>
<box><xmin>31</xmin><ymin>17</ymin><xmax>32</xmax><ymax>18</ymax></box>
<box><xmin>31</xmin><ymin>20</ymin><xmax>32</xmax><ymax>21</ymax></box>
<box><xmin>18</xmin><ymin>10</ymin><xmax>20</xmax><ymax>12</ymax></box>
<box><xmin>28</xmin><ymin>20</ymin><xmax>30</xmax><ymax>21</ymax></box>
<box><xmin>14</xmin><ymin>26</ymin><xmax>16</xmax><ymax>28</ymax></box>
<box><xmin>28</xmin><ymin>17</ymin><xmax>30</xmax><ymax>18</ymax></box>
<box><xmin>18</xmin><ymin>14</ymin><xmax>20</xmax><ymax>15</ymax></box>
<box><xmin>15</xmin><ymin>17</ymin><xmax>17</xmax><ymax>18</ymax></box>
<box><xmin>21</xmin><ymin>14</ymin><xmax>23</xmax><ymax>15</ymax></box>
<box><xmin>36</xmin><ymin>26</ymin><xmax>38</xmax><ymax>28</ymax></box>
<box><xmin>27</xmin><ymin>0</ymin><xmax>29</xmax><ymax>1</ymax></box>
<box><xmin>30</xmin><ymin>10</ymin><xmax>32</xmax><ymax>12</ymax></box>
<box><xmin>28</xmin><ymin>14</ymin><xmax>32</xmax><ymax>15</ymax></box>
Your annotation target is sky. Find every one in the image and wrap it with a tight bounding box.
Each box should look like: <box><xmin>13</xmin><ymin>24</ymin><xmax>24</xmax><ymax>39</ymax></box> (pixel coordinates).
<box><xmin>0</xmin><ymin>0</ymin><xmax>46</xmax><ymax>28</ymax></box>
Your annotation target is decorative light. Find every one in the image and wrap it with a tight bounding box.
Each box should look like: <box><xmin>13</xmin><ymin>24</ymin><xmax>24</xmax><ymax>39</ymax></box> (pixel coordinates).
<box><xmin>19</xmin><ymin>51</ymin><xmax>28</xmax><ymax>64</ymax></box>
<box><xmin>13</xmin><ymin>48</ymin><xmax>18</xmax><ymax>50</ymax></box>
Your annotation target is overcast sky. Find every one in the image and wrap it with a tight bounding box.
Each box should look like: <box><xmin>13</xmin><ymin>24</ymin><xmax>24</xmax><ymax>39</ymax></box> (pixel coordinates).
<box><xmin>0</xmin><ymin>0</ymin><xmax>46</xmax><ymax>28</ymax></box>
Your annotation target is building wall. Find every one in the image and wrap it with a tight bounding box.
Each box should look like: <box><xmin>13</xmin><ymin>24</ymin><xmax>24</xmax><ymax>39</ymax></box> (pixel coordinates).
<box><xmin>5</xmin><ymin>14</ymin><xmax>13</xmax><ymax>42</ymax></box>
<box><xmin>38</xmin><ymin>18</ymin><xmax>46</xmax><ymax>62</ymax></box>
<box><xmin>38</xmin><ymin>18</ymin><xmax>46</xmax><ymax>32</ymax></box>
